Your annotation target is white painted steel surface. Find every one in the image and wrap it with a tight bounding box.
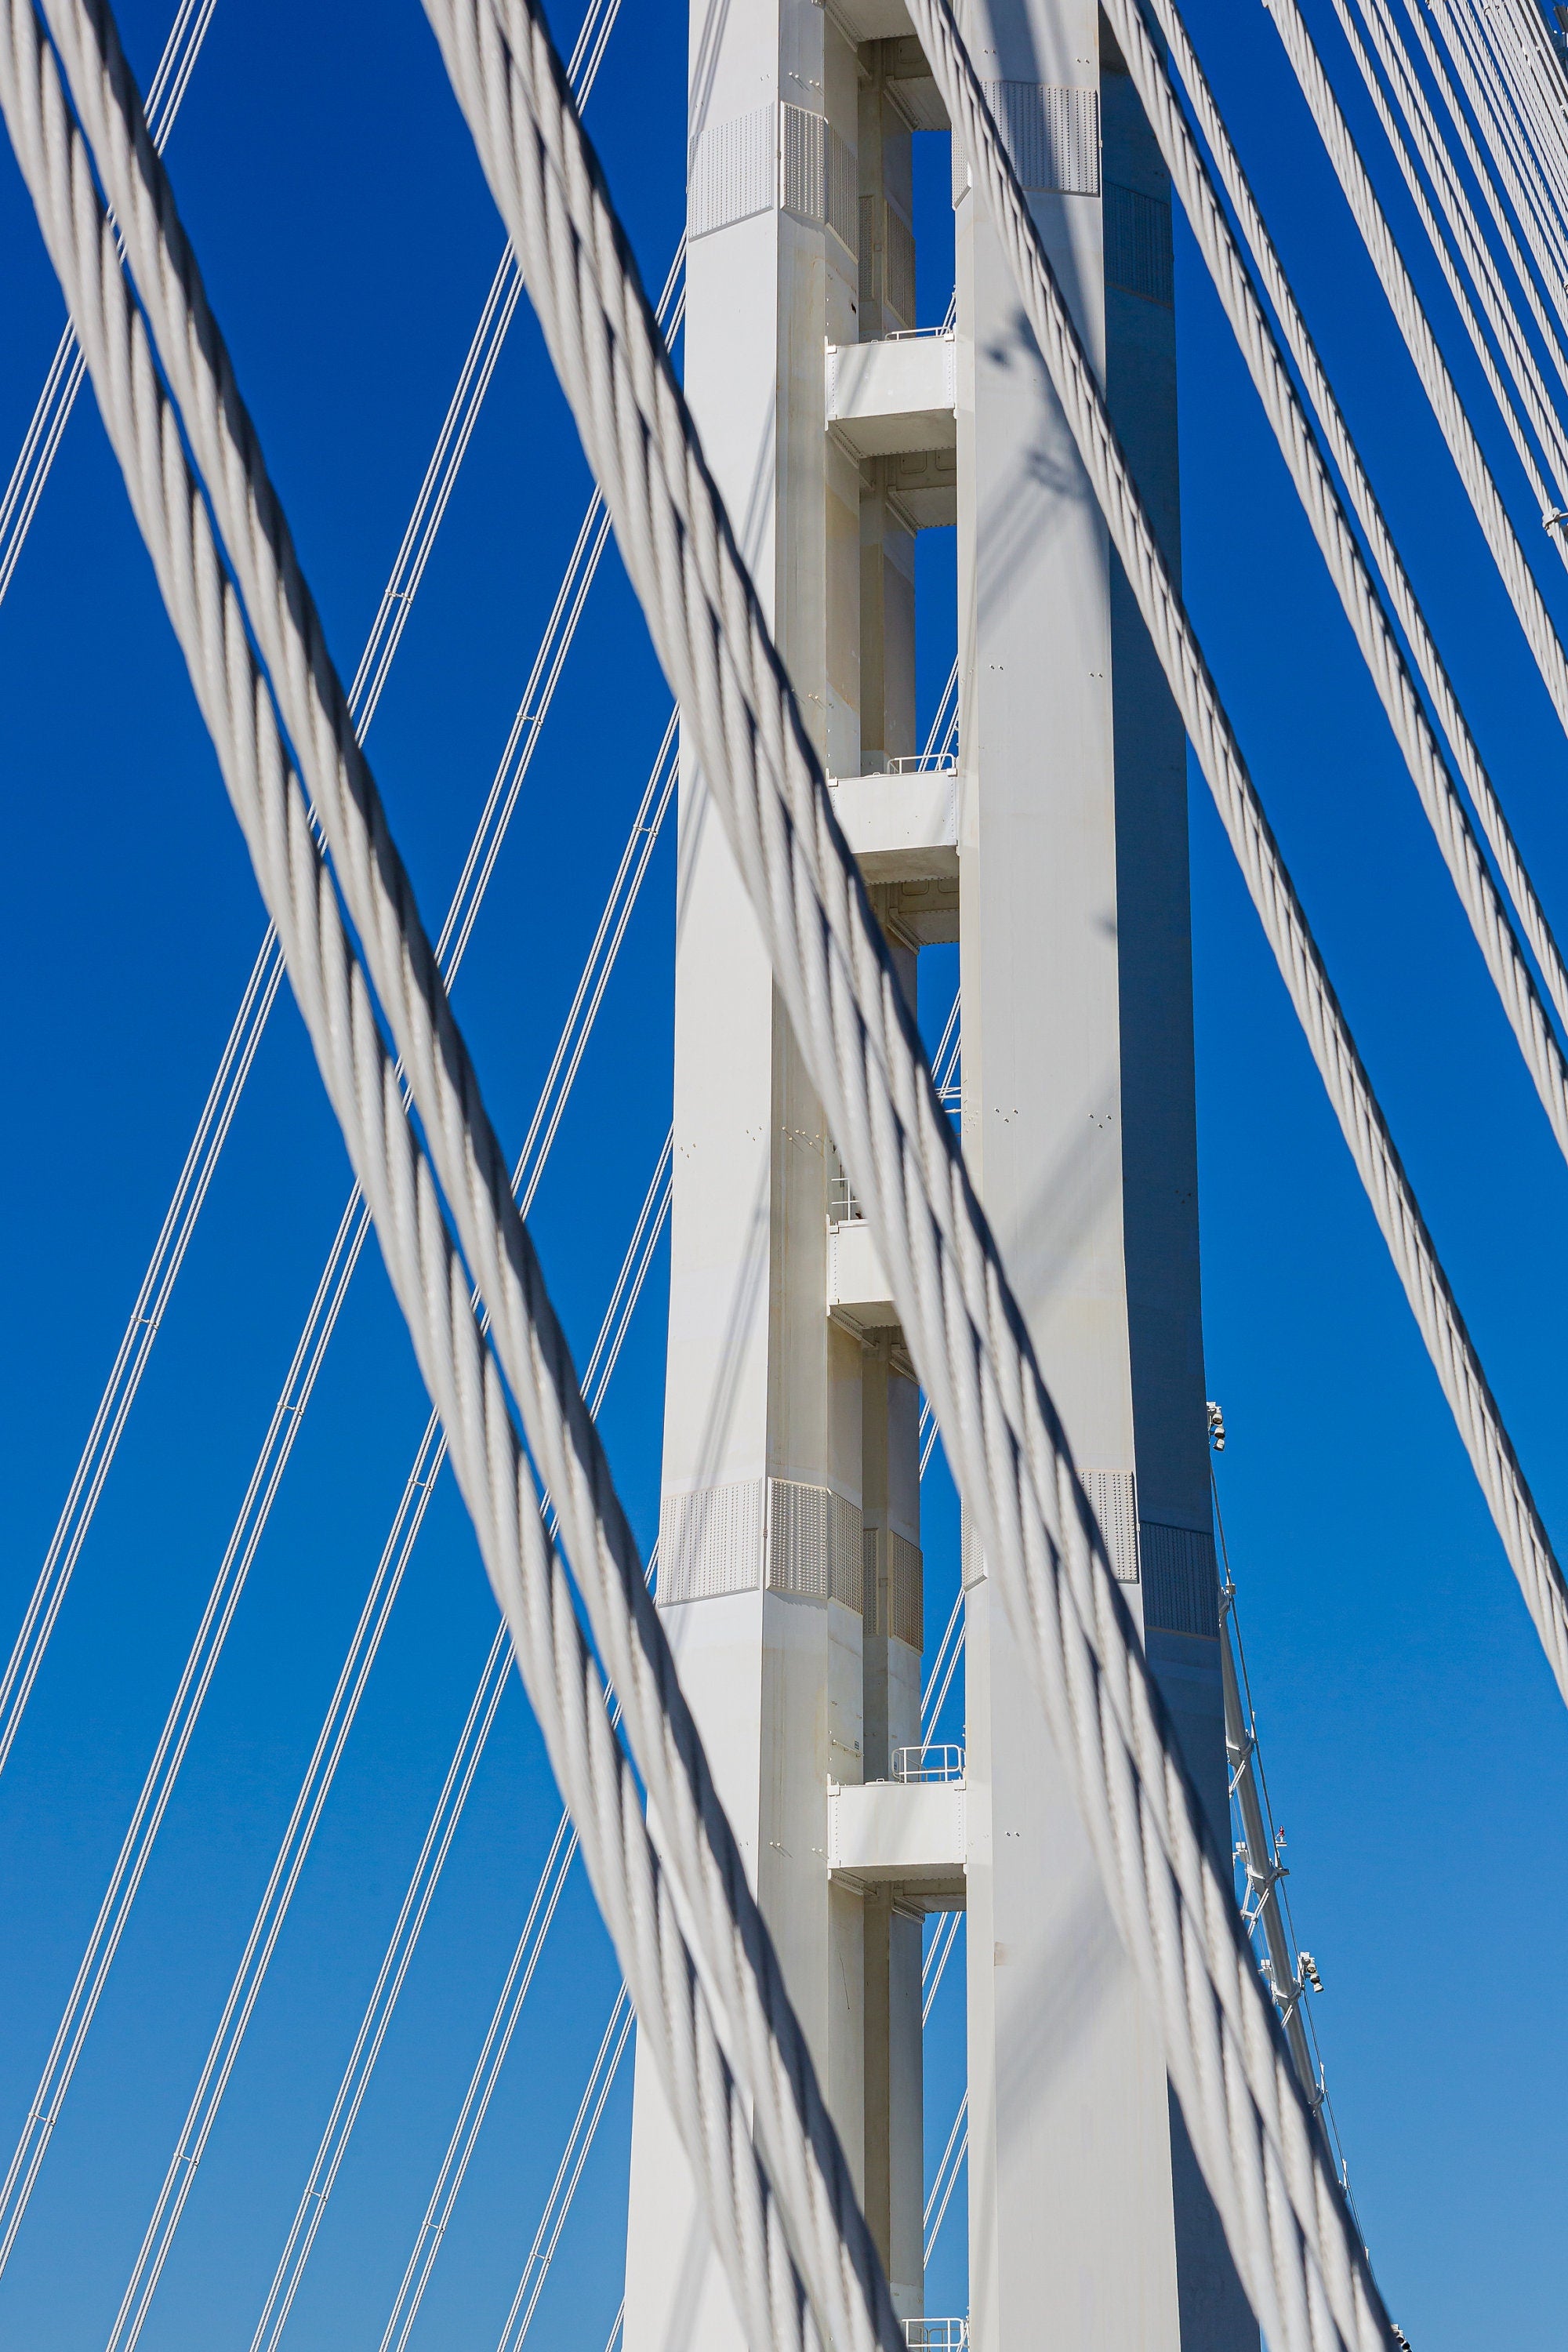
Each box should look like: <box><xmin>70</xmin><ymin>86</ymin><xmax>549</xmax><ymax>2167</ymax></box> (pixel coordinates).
<box><xmin>826</xmin><ymin>769</ymin><xmax>960</xmax><ymax>880</ymax></box>
<box><xmin>826</xmin><ymin>332</ymin><xmax>958</xmax><ymax>454</ymax></box>
<box><xmin>828</xmin><ymin>1779</ymin><xmax>967</xmax><ymax>1889</ymax></box>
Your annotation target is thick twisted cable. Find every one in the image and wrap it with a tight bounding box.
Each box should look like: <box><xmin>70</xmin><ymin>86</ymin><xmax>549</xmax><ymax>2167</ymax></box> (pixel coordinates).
<box><xmin>1327</xmin><ymin>0</ymin><xmax>1568</xmax><ymax>515</ymax></box>
<box><xmin>397</xmin><ymin>0</ymin><xmax>1404</xmax><ymax>2346</ymax></box>
<box><xmin>295</xmin><ymin>0</ymin><xmax>1553</xmax><ymax>2337</ymax></box>
<box><xmin>1485</xmin><ymin>0</ymin><xmax>1568</xmax><ymax>216</ymax></box>
<box><xmin>0</xmin><ymin>9</ymin><xmax>649</xmax><ymax>1794</ymax></box>
<box><xmin>1457</xmin><ymin>0</ymin><xmax>1568</xmax><ymax>248</ymax></box>
<box><xmin>1370</xmin><ymin>0</ymin><xmax>1568</xmax><ymax>401</ymax></box>
<box><xmin>906</xmin><ymin>0</ymin><xmax>1568</xmax><ymax>1684</ymax></box>
<box><xmin>414</xmin><ymin>0</ymin><xmax>1385</xmax><ymax>2336</ymax></box>
<box><xmin>0</xmin><ymin>0</ymin><xmax>213</xmax><ymax>605</ymax></box>
<box><xmin>1131</xmin><ymin>0</ymin><xmax>1568</xmax><ymax>1054</ymax></box>
<box><xmin>1258</xmin><ymin>0</ymin><xmax>1568</xmax><ymax>739</ymax></box>
<box><xmin>1439</xmin><ymin>0</ymin><xmax>1568</xmax><ymax>299</ymax></box>
<box><xmin>0</xmin><ymin>27</ymin><xmax>848</xmax><ymax>2352</ymax></box>
<box><xmin>1099</xmin><ymin>0</ymin><xmax>1568</xmax><ymax>1141</ymax></box>
<box><xmin>1400</xmin><ymin>0</ymin><xmax>1568</xmax><ymax>390</ymax></box>
<box><xmin>1338</xmin><ymin>0</ymin><xmax>1568</xmax><ymax>503</ymax></box>
<box><xmin>408</xmin><ymin>0</ymin><xmax>1562</xmax><ymax>2339</ymax></box>
<box><xmin>27</xmin><ymin>10</ymin><xmax>902</xmax><ymax>2351</ymax></box>
<box><xmin>97</xmin><ymin>828</ymin><xmax>675</xmax><ymax>2352</ymax></box>
<box><xmin>5</xmin><ymin>11</ymin><xmax>1519</xmax><ymax>2352</ymax></box>
<box><xmin>931</xmin><ymin>0</ymin><xmax>1568</xmax><ymax>1712</ymax></box>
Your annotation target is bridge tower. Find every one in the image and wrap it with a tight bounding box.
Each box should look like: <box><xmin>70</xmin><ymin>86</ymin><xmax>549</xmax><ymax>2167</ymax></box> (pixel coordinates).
<box><xmin>622</xmin><ymin>0</ymin><xmax>1254</xmax><ymax>2339</ymax></box>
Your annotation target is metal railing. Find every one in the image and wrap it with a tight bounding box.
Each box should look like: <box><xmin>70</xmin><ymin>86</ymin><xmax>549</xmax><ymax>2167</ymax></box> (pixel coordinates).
<box><xmin>891</xmin><ymin>1743</ymin><xmax>964</xmax><ymax>1784</ymax></box>
<box><xmin>827</xmin><ymin>1146</ymin><xmax>866</xmax><ymax>1227</ymax></box>
<box><xmin>887</xmin><ymin>751</ymin><xmax>958</xmax><ymax>775</ymax></box>
<box><xmin>905</xmin><ymin>2320</ymin><xmax>968</xmax><ymax>2352</ymax></box>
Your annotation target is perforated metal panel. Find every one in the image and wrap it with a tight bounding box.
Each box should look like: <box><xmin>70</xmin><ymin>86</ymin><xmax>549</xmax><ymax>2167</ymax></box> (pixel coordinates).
<box><xmin>1080</xmin><ymin>1468</ymin><xmax>1140</xmax><ymax>1582</ymax></box>
<box><xmin>863</xmin><ymin>1526</ymin><xmax>923</xmax><ymax>1647</ymax></box>
<box><xmin>656</xmin><ymin>1478</ymin><xmax>765</xmax><ymax>1602</ymax></box>
<box><xmin>764</xmin><ymin>1478</ymin><xmax>862</xmax><ymax>1607</ymax></box>
<box><xmin>688</xmin><ymin>106</ymin><xmax>774</xmax><ymax>238</ymax></box>
<box><xmin>954</xmin><ymin>82</ymin><xmax>1101</xmax><ymax>200</ymax></box>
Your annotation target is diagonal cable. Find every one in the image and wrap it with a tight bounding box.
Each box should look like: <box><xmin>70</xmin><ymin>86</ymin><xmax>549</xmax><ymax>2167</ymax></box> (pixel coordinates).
<box><xmin>1338</xmin><ymin>0</ymin><xmax>1568</xmax><ymax>492</ymax></box>
<box><xmin>245</xmin><ymin>1153</ymin><xmax>670</xmax><ymax>2352</ymax></box>
<box><xmin>1438</xmin><ymin>0</ymin><xmax>1568</xmax><ymax>299</ymax></box>
<box><xmin>921</xmin><ymin>2092</ymin><xmax>965</xmax><ymax>2266</ymax></box>
<box><xmin>0</xmin><ymin>0</ymin><xmax>214</xmax><ymax>606</ymax></box>
<box><xmin>1256</xmin><ymin>0</ymin><xmax>1568</xmax><ymax>727</ymax></box>
<box><xmin>1099</xmin><ymin>0</ymin><xmax>1568</xmax><ymax>1149</ymax></box>
<box><xmin>3</xmin><ymin>0</ymin><xmax>1507</xmax><ymax>2345</ymax></box>
<box><xmin>2</xmin><ymin>0</ymin><xmax>1403</xmax><ymax>2344</ymax></box>
<box><xmin>0</xmin><ymin>0</ymin><xmax>663</xmax><ymax>1793</ymax></box>
<box><xmin>401</xmin><ymin>0</ymin><xmax>1566</xmax><ymax>2334</ymax></box>
<box><xmin>0</xmin><ymin>17</ymin><xmax>892</xmax><ymax>2352</ymax></box>
<box><xmin>0</xmin><ymin>532</ymin><xmax>673</xmax><ymax>2286</ymax></box>
<box><xmin>1399</xmin><ymin>0</ymin><xmax>1568</xmax><ymax>379</ymax></box>
<box><xmin>488</xmin><ymin>1993</ymin><xmax>635</xmax><ymax>2352</ymax></box>
<box><xmin>1127</xmin><ymin>0</ymin><xmax>1568</xmax><ymax>1059</ymax></box>
<box><xmin>1330</xmin><ymin>0</ymin><xmax>1568</xmax><ymax>517</ymax></box>
<box><xmin>95</xmin><ymin>841</ymin><xmax>673</xmax><ymax>2346</ymax></box>
<box><xmin>15</xmin><ymin>15</ymin><xmax>909</xmax><ymax>2352</ymax></box>
<box><xmin>0</xmin><ymin>0</ymin><xmax>658</xmax><ymax>1797</ymax></box>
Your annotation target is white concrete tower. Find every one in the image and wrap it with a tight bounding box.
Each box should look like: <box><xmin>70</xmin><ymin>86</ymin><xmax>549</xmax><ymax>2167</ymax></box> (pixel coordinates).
<box><xmin>624</xmin><ymin>0</ymin><xmax>1252</xmax><ymax>2339</ymax></box>
<box><xmin>623</xmin><ymin>0</ymin><xmax>941</xmax><ymax>2342</ymax></box>
<box><xmin>955</xmin><ymin>1</ymin><xmax>1253</xmax><ymax>2344</ymax></box>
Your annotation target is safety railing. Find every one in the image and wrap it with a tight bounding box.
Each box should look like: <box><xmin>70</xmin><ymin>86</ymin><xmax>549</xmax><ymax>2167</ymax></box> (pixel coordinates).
<box><xmin>886</xmin><ymin>751</ymin><xmax>958</xmax><ymax>775</ymax></box>
<box><xmin>904</xmin><ymin>2319</ymin><xmax>968</xmax><ymax>2352</ymax></box>
<box><xmin>891</xmin><ymin>1744</ymin><xmax>964</xmax><ymax>1784</ymax></box>
<box><xmin>827</xmin><ymin>1147</ymin><xmax>866</xmax><ymax>1227</ymax></box>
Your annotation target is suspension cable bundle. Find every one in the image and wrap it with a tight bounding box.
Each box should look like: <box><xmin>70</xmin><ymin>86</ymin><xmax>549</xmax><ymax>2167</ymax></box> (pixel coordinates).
<box><xmin>0</xmin><ymin>0</ymin><xmax>1565</xmax><ymax>2343</ymax></box>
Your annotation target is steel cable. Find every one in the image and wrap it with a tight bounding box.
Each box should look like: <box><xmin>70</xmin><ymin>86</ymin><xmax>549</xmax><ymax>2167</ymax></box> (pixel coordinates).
<box><xmin>7</xmin><ymin>2</ymin><xmax>1539</xmax><ymax>2350</ymax></box>
<box><xmin>0</xmin><ymin>0</ymin><xmax>214</xmax><ymax>606</ymax></box>
<box><xmin>20</xmin><ymin>9</ymin><xmax>1349</xmax><ymax>2352</ymax></box>
<box><xmin>400</xmin><ymin>0</ymin><xmax>1568</xmax><ymax>2338</ymax></box>
<box><xmin>0</xmin><ymin>0</ymin><xmax>652</xmax><ymax>1795</ymax></box>
<box><xmin>489</xmin><ymin>1992</ymin><xmax>635</xmax><ymax>2352</ymax></box>
<box><xmin>1256</xmin><ymin>0</ymin><xmax>1568</xmax><ymax>735</ymax></box>
<box><xmin>0</xmin><ymin>689</ymin><xmax>671</xmax><ymax>2284</ymax></box>
<box><xmin>1129</xmin><ymin>0</ymin><xmax>1568</xmax><ymax>1061</ymax></box>
<box><xmin>921</xmin><ymin>2092</ymin><xmax>965</xmax><ymax>2265</ymax></box>
<box><xmin>379</xmin><ymin>1249</ymin><xmax>941</xmax><ymax>2352</ymax></box>
<box><xmin>1336</xmin><ymin>0</ymin><xmax>1568</xmax><ymax>500</ymax></box>
<box><xmin>1437</xmin><ymin>0</ymin><xmax>1568</xmax><ymax>303</ymax></box>
<box><xmin>1327</xmin><ymin>0</ymin><xmax>1568</xmax><ymax>518</ymax></box>
<box><xmin>1482</xmin><ymin>0</ymin><xmax>1568</xmax><ymax>220</ymax></box>
<box><xmin>97</xmin><ymin>822</ymin><xmax>674</xmax><ymax>2350</ymax></box>
<box><xmin>292</xmin><ymin>1167</ymin><xmax>670</xmax><ymax>2352</ymax></box>
<box><xmin>1401</xmin><ymin>0</ymin><xmax>1568</xmax><ymax>383</ymax></box>
<box><xmin>1100</xmin><ymin>0</ymin><xmax>1568</xmax><ymax>1140</ymax></box>
<box><xmin>1454</xmin><ymin>0</ymin><xmax>1568</xmax><ymax>231</ymax></box>
<box><xmin>0</xmin><ymin>34</ymin><xmax>867</xmax><ymax>2352</ymax></box>
<box><xmin>248</xmin><ymin>1623</ymin><xmax>516</xmax><ymax>2352</ymax></box>
<box><xmin>14</xmin><ymin>13</ymin><xmax>906</xmax><ymax>2352</ymax></box>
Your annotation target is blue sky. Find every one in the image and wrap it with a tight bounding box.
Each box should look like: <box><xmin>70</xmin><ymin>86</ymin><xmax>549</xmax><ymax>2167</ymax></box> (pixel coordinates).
<box><xmin>1</xmin><ymin>0</ymin><xmax>1566</xmax><ymax>2347</ymax></box>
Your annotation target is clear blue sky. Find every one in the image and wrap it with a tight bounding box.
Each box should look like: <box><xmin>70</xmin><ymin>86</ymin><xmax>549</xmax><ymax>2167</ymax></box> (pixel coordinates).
<box><xmin>1</xmin><ymin>0</ymin><xmax>1565</xmax><ymax>2347</ymax></box>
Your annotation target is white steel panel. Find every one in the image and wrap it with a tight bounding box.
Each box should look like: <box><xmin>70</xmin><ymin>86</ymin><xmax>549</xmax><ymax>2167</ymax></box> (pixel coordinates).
<box><xmin>827</xmin><ymin>332</ymin><xmax>958</xmax><ymax>456</ymax></box>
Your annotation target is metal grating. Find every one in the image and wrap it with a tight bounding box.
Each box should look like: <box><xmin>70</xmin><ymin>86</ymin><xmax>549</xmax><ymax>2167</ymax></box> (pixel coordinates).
<box><xmin>1105</xmin><ymin>180</ymin><xmax>1174</xmax><ymax>306</ymax></box>
<box><xmin>1140</xmin><ymin>1519</ymin><xmax>1221</xmax><ymax>1635</ymax></box>
<box><xmin>1080</xmin><ymin>1467</ymin><xmax>1141</xmax><ymax>1582</ymax></box>
<box><xmin>766</xmin><ymin>1479</ymin><xmax>863</xmax><ymax>1609</ymax></box>
<box><xmin>688</xmin><ymin>105</ymin><xmax>774</xmax><ymax>238</ymax></box>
